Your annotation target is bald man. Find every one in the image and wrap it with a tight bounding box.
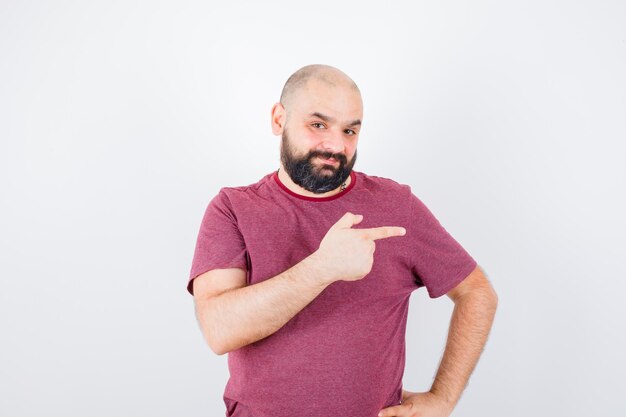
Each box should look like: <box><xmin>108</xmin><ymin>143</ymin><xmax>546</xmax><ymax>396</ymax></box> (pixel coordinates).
<box><xmin>188</xmin><ymin>64</ymin><xmax>497</xmax><ymax>417</ymax></box>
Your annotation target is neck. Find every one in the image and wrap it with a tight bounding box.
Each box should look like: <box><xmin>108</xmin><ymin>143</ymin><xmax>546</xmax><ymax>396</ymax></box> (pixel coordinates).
<box><xmin>277</xmin><ymin>166</ymin><xmax>351</xmax><ymax>199</ymax></box>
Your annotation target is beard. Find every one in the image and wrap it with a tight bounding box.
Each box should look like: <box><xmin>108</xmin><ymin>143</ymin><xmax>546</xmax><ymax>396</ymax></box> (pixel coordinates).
<box><xmin>280</xmin><ymin>128</ymin><xmax>357</xmax><ymax>194</ymax></box>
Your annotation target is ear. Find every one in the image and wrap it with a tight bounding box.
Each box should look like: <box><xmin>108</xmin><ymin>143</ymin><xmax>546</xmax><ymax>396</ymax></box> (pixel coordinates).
<box><xmin>270</xmin><ymin>102</ymin><xmax>286</xmax><ymax>135</ymax></box>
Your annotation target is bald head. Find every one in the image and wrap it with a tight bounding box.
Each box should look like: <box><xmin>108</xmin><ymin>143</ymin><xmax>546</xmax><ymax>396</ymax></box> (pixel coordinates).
<box><xmin>279</xmin><ymin>64</ymin><xmax>361</xmax><ymax>112</ymax></box>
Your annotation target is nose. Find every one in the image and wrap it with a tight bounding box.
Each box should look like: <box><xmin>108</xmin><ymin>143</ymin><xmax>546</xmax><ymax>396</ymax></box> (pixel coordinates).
<box><xmin>320</xmin><ymin>130</ymin><xmax>345</xmax><ymax>154</ymax></box>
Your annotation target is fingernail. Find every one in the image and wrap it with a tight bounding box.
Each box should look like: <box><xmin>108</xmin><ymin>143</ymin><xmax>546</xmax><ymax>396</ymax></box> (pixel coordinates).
<box><xmin>400</xmin><ymin>227</ymin><xmax>406</xmax><ymax>235</ymax></box>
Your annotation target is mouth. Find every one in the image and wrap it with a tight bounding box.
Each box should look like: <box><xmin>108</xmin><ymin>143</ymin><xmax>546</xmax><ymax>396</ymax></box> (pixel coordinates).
<box><xmin>317</xmin><ymin>156</ymin><xmax>338</xmax><ymax>165</ymax></box>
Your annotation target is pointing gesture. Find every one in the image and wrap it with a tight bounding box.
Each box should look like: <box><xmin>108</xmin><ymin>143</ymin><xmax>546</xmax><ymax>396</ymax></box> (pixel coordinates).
<box><xmin>312</xmin><ymin>212</ymin><xmax>406</xmax><ymax>284</ymax></box>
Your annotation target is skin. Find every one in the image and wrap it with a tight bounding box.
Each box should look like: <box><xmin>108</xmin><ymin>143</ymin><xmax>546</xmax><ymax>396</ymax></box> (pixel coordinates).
<box><xmin>194</xmin><ymin>64</ymin><xmax>498</xmax><ymax>416</ymax></box>
<box><xmin>271</xmin><ymin>65</ymin><xmax>363</xmax><ymax>198</ymax></box>
<box><xmin>378</xmin><ymin>265</ymin><xmax>498</xmax><ymax>416</ymax></box>
<box><xmin>194</xmin><ymin>211</ymin><xmax>405</xmax><ymax>355</ymax></box>
<box><xmin>193</xmin><ymin>69</ymin><xmax>404</xmax><ymax>356</ymax></box>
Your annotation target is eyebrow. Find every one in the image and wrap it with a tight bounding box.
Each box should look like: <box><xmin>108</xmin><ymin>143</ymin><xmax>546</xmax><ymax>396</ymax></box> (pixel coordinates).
<box><xmin>309</xmin><ymin>112</ymin><xmax>362</xmax><ymax>127</ymax></box>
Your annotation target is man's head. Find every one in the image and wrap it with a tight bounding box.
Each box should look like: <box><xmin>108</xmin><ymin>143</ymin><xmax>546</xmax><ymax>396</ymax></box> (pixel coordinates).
<box><xmin>271</xmin><ymin>64</ymin><xmax>363</xmax><ymax>194</ymax></box>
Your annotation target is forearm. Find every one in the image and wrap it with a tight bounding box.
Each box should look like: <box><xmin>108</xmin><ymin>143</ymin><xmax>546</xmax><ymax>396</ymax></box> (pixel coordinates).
<box><xmin>429</xmin><ymin>288</ymin><xmax>498</xmax><ymax>409</ymax></box>
<box><xmin>197</xmin><ymin>253</ymin><xmax>330</xmax><ymax>355</ymax></box>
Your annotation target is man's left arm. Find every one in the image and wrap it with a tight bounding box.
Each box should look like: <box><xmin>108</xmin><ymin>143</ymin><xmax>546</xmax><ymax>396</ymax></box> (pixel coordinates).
<box><xmin>379</xmin><ymin>265</ymin><xmax>498</xmax><ymax>417</ymax></box>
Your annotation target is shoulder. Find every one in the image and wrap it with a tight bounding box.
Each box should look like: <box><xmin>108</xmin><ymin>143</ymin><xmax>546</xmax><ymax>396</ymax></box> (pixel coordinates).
<box><xmin>205</xmin><ymin>172</ymin><xmax>276</xmax><ymax>219</ymax></box>
<box><xmin>215</xmin><ymin>172</ymin><xmax>275</xmax><ymax>201</ymax></box>
<box><xmin>354</xmin><ymin>170</ymin><xmax>413</xmax><ymax>198</ymax></box>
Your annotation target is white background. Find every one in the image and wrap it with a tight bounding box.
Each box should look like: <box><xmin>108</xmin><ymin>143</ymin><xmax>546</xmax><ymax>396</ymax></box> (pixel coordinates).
<box><xmin>1</xmin><ymin>1</ymin><xmax>625</xmax><ymax>416</ymax></box>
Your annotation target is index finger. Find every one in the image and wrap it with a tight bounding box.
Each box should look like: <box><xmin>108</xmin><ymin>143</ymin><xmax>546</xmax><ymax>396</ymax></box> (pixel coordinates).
<box><xmin>360</xmin><ymin>226</ymin><xmax>406</xmax><ymax>241</ymax></box>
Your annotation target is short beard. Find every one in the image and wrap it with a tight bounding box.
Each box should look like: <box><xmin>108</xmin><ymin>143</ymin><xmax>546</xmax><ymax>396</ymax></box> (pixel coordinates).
<box><xmin>280</xmin><ymin>129</ymin><xmax>357</xmax><ymax>194</ymax></box>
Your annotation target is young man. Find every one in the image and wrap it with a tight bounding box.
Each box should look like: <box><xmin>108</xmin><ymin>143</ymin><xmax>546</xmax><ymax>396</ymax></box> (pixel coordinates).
<box><xmin>188</xmin><ymin>64</ymin><xmax>498</xmax><ymax>417</ymax></box>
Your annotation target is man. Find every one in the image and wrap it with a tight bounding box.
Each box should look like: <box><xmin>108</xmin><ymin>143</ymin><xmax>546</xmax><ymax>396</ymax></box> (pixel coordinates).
<box><xmin>188</xmin><ymin>64</ymin><xmax>498</xmax><ymax>417</ymax></box>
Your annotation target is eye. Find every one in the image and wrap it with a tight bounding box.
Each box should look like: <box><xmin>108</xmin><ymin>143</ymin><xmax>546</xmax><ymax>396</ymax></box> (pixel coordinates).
<box><xmin>345</xmin><ymin>129</ymin><xmax>356</xmax><ymax>135</ymax></box>
<box><xmin>312</xmin><ymin>122</ymin><xmax>325</xmax><ymax>129</ymax></box>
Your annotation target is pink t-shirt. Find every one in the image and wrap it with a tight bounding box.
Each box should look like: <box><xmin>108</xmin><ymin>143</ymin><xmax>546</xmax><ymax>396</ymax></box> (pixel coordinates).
<box><xmin>188</xmin><ymin>170</ymin><xmax>477</xmax><ymax>417</ymax></box>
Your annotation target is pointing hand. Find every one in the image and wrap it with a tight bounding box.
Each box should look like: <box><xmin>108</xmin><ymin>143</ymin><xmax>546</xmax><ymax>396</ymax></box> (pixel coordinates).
<box><xmin>312</xmin><ymin>212</ymin><xmax>406</xmax><ymax>284</ymax></box>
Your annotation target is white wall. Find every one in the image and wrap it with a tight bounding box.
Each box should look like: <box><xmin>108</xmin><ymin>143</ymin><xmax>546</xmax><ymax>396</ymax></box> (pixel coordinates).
<box><xmin>1</xmin><ymin>1</ymin><xmax>624</xmax><ymax>416</ymax></box>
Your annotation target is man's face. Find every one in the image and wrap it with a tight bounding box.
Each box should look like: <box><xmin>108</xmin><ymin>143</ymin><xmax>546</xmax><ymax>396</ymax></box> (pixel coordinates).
<box><xmin>278</xmin><ymin>77</ymin><xmax>363</xmax><ymax>194</ymax></box>
<box><xmin>280</xmin><ymin>127</ymin><xmax>357</xmax><ymax>193</ymax></box>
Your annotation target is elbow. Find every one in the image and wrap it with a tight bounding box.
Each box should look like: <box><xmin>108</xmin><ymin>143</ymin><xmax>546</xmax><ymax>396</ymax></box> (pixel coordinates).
<box><xmin>196</xmin><ymin>300</ymin><xmax>229</xmax><ymax>356</ymax></box>
<box><xmin>485</xmin><ymin>286</ymin><xmax>499</xmax><ymax>318</ymax></box>
<box><xmin>201</xmin><ymin>320</ymin><xmax>239</xmax><ymax>356</ymax></box>
<box><xmin>195</xmin><ymin>297</ymin><xmax>251</xmax><ymax>356</ymax></box>
<box><xmin>478</xmin><ymin>273</ymin><xmax>499</xmax><ymax>309</ymax></box>
<box><xmin>464</xmin><ymin>283</ymin><xmax>499</xmax><ymax>314</ymax></box>
<box><xmin>200</xmin><ymin>324</ymin><xmax>222</xmax><ymax>355</ymax></box>
<box><xmin>489</xmin><ymin>284</ymin><xmax>499</xmax><ymax>307</ymax></box>
<box><xmin>200</xmin><ymin>322</ymin><xmax>231</xmax><ymax>356</ymax></box>
<box><xmin>207</xmin><ymin>337</ymin><xmax>228</xmax><ymax>356</ymax></box>
<box><xmin>207</xmin><ymin>335</ymin><xmax>244</xmax><ymax>356</ymax></box>
<box><xmin>205</xmin><ymin>330</ymin><xmax>249</xmax><ymax>356</ymax></box>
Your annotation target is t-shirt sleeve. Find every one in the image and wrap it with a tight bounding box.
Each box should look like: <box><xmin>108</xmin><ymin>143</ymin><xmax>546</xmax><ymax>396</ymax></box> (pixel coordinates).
<box><xmin>405</xmin><ymin>189</ymin><xmax>477</xmax><ymax>298</ymax></box>
<box><xmin>187</xmin><ymin>189</ymin><xmax>248</xmax><ymax>296</ymax></box>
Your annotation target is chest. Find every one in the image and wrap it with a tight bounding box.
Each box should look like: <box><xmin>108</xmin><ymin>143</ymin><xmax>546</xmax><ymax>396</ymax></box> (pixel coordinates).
<box><xmin>234</xmin><ymin>201</ymin><xmax>416</xmax><ymax>300</ymax></box>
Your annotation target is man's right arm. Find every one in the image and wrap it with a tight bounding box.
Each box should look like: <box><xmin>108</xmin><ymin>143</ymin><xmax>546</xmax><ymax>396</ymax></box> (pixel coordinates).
<box><xmin>193</xmin><ymin>252</ymin><xmax>329</xmax><ymax>355</ymax></box>
<box><xmin>192</xmin><ymin>211</ymin><xmax>406</xmax><ymax>355</ymax></box>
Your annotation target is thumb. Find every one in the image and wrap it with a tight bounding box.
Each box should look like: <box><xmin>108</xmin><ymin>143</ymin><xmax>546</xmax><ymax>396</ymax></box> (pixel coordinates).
<box><xmin>330</xmin><ymin>212</ymin><xmax>363</xmax><ymax>230</ymax></box>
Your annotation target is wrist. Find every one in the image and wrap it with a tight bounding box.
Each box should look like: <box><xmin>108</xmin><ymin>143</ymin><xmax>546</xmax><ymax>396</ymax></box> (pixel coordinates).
<box><xmin>302</xmin><ymin>251</ymin><xmax>334</xmax><ymax>287</ymax></box>
<box><xmin>428</xmin><ymin>388</ymin><xmax>457</xmax><ymax>412</ymax></box>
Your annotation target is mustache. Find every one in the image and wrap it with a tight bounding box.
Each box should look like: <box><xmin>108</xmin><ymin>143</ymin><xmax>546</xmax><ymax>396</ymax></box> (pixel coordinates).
<box><xmin>308</xmin><ymin>150</ymin><xmax>348</xmax><ymax>164</ymax></box>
